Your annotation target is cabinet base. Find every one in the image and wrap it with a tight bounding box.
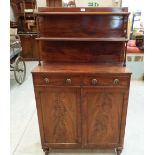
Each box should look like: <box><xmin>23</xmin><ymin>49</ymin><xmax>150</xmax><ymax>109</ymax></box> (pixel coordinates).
<box><xmin>42</xmin><ymin>148</ymin><xmax>123</xmax><ymax>155</ymax></box>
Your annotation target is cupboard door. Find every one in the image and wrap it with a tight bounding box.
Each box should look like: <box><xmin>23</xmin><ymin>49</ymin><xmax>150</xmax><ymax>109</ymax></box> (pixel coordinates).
<box><xmin>82</xmin><ymin>87</ymin><xmax>128</xmax><ymax>148</ymax></box>
<box><xmin>36</xmin><ymin>87</ymin><xmax>81</xmax><ymax>148</ymax></box>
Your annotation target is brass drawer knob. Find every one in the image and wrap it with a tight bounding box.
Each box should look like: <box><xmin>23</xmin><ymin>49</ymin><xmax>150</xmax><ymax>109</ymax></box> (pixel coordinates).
<box><xmin>92</xmin><ymin>79</ymin><xmax>97</xmax><ymax>85</ymax></box>
<box><xmin>113</xmin><ymin>79</ymin><xmax>119</xmax><ymax>85</ymax></box>
<box><xmin>44</xmin><ymin>78</ymin><xmax>49</xmax><ymax>84</ymax></box>
<box><xmin>66</xmin><ymin>78</ymin><xmax>72</xmax><ymax>85</ymax></box>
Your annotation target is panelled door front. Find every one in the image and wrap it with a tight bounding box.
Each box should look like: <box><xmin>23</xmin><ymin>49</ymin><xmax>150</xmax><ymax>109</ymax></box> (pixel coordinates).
<box><xmin>36</xmin><ymin>87</ymin><xmax>81</xmax><ymax>148</ymax></box>
<box><xmin>82</xmin><ymin>87</ymin><xmax>127</xmax><ymax>148</ymax></box>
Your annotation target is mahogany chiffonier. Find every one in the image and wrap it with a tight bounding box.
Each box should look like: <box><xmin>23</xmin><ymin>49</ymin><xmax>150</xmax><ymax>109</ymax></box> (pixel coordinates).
<box><xmin>32</xmin><ymin>7</ymin><xmax>131</xmax><ymax>155</ymax></box>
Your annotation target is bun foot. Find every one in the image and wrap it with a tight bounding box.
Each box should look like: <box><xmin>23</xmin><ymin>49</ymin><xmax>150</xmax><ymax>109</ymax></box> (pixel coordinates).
<box><xmin>43</xmin><ymin>147</ymin><xmax>49</xmax><ymax>155</ymax></box>
<box><xmin>115</xmin><ymin>148</ymin><xmax>122</xmax><ymax>155</ymax></box>
<box><xmin>117</xmin><ymin>150</ymin><xmax>121</xmax><ymax>155</ymax></box>
<box><xmin>45</xmin><ymin>151</ymin><xmax>48</xmax><ymax>155</ymax></box>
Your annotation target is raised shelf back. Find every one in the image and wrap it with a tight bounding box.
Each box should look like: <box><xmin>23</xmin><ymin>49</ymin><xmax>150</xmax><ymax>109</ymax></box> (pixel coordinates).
<box><xmin>36</xmin><ymin>7</ymin><xmax>129</xmax><ymax>65</ymax></box>
<box><xmin>37</xmin><ymin>8</ymin><xmax>129</xmax><ymax>38</ymax></box>
<box><xmin>40</xmin><ymin>41</ymin><xmax>125</xmax><ymax>63</ymax></box>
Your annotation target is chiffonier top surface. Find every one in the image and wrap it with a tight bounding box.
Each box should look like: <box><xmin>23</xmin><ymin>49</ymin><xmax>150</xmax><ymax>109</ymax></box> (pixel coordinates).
<box><xmin>32</xmin><ymin>63</ymin><xmax>131</xmax><ymax>75</ymax></box>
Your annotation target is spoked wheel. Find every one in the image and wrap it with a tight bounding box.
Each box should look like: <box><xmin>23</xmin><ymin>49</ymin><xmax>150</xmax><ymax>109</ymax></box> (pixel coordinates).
<box><xmin>14</xmin><ymin>56</ymin><xmax>26</xmax><ymax>84</ymax></box>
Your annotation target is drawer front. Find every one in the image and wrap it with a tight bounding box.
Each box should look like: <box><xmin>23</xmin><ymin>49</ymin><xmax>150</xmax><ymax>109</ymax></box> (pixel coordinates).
<box><xmin>33</xmin><ymin>74</ymin><xmax>82</xmax><ymax>86</ymax></box>
<box><xmin>33</xmin><ymin>74</ymin><xmax>130</xmax><ymax>87</ymax></box>
<box><xmin>82</xmin><ymin>76</ymin><xmax>130</xmax><ymax>87</ymax></box>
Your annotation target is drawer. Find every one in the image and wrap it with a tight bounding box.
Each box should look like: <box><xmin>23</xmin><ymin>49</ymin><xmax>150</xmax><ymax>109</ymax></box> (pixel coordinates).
<box><xmin>82</xmin><ymin>76</ymin><xmax>130</xmax><ymax>87</ymax></box>
<box><xmin>33</xmin><ymin>74</ymin><xmax>130</xmax><ymax>87</ymax></box>
<box><xmin>32</xmin><ymin>74</ymin><xmax>82</xmax><ymax>86</ymax></box>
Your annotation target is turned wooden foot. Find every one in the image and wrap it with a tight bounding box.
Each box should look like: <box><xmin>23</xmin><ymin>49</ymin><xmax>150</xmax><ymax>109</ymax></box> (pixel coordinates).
<box><xmin>116</xmin><ymin>150</ymin><xmax>121</xmax><ymax>155</ymax></box>
<box><xmin>116</xmin><ymin>148</ymin><xmax>122</xmax><ymax>155</ymax></box>
<box><xmin>43</xmin><ymin>147</ymin><xmax>49</xmax><ymax>155</ymax></box>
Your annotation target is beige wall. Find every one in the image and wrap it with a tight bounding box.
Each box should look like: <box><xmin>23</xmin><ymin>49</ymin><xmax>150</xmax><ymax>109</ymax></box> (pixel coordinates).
<box><xmin>75</xmin><ymin>0</ymin><xmax>121</xmax><ymax>7</ymax></box>
<box><xmin>10</xmin><ymin>6</ymin><xmax>16</xmax><ymax>21</ymax></box>
<box><xmin>36</xmin><ymin>0</ymin><xmax>122</xmax><ymax>7</ymax></box>
<box><xmin>36</xmin><ymin>0</ymin><xmax>46</xmax><ymax>7</ymax></box>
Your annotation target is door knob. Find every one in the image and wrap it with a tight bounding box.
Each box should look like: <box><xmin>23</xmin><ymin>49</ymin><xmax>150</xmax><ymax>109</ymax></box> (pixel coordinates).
<box><xmin>66</xmin><ymin>78</ymin><xmax>72</xmax><ymax>85</ymax></box>
<box><xmin>92</xmin><ymin>79</ymin><xmax>97</xmax><ymax>85</ymax></box>
<box><xmin>44</xmin><ymin>78</ymin><xmax>49</xmax><ymax>84</ymax></box>
<box><xmin>113</xmin><ymin>79</ymin><xmax>119</xmax><ymax>85</ymax></box>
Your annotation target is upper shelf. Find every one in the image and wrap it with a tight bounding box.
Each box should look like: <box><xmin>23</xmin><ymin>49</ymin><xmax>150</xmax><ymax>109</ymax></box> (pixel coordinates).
<box><xmin>36</xmin><ymin>37</ymin><xmax>129</xmax><ymax>42</ymax></box>
<box><xmin>35</xmin><ymin>7</ymin><xmax>129</xmax><ymax>40</ymax></box>
<box><xmin>35</xmin><ymin>7</ymin><xmax>130</xmax><ymax>16</ymax></box>
<box><xmin>35</xmin><ymin>12</ymin><xmax>130</xmax><ymax>16</ymax></box>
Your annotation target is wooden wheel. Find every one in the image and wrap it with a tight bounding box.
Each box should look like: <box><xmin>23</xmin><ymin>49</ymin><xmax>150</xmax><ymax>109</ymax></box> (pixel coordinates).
<box><xmin>14</xmin><ymin>56</ymin><xmax>26</xmax><ymax>84</ymax></box>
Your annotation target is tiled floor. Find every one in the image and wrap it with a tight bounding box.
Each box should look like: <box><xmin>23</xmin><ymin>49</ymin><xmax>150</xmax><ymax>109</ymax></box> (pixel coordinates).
<box><xmin>10</xmin><ymin>61</ymin><xmax>144</xmax><ymax>155</ymax></box>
